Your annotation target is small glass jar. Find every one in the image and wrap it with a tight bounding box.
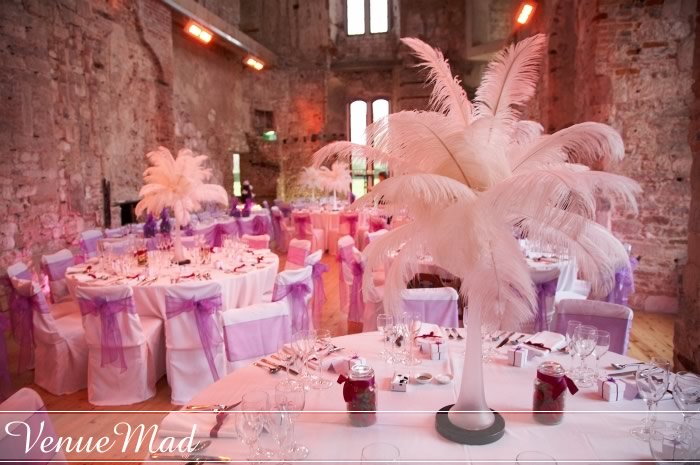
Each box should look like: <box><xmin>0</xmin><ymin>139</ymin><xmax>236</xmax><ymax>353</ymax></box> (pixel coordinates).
<box><xmin>533</xmin><ymin>361</ymin><xmax>567</xmax><ymax>425</ymax></box>
<box><xmin>344</xmin><ymin>364</ymin><xmax>377</xmax><ymax>427</ymax></box>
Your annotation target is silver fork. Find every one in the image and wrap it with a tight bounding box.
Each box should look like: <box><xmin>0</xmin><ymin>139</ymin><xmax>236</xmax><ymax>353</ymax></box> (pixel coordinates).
<box><xmin>254</xmin><ymin>362</ymin><xmax>280</xmax><ymax>374</ymax></box>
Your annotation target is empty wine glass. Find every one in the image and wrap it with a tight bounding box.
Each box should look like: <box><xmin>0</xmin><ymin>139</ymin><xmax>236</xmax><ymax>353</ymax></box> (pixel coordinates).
<box><xmin>673</xmin><ymin>371</ymin><xmax>700</xmax><ymax>424</ymax></box>
<box><xmin>649</xmin><ymin>421</ymin><xmax>699</xmax><ymax>464</ymax></box>
<box><xmin>594</xmin><ymin>330</ymin><xmax>610</xmax><ymax>379</ymax></box>
<box><xmin>401</xmin><ymin>311</ymin><xmax>422</xmax><ymax>366</ymax></box>
<box><xmin>293</xmin><ymin>330</ymin><xmax>315</xmax><ymax>384</ymax></box>
<box><xmin>565</xmin><ymin>320</ymin><xmax>582</xmax><ymax>375</ymax></box>
<box><xmin>274</xmin><ymin>379</ymin><xmax>308</xmax><ymax>460</ymax></box>
<box><xmin>265</xmin><ymin>408</ymin><xmax>293</xmax><ymax>463</ymax></box>
<box><xmin>631</xmin><ymin>358</ymin><xmax>670</xmax><ymax>440</ymax></box>
<box><xmin>311</xmin><ymin>329</ymin><xmax>333</xmax><ymax>389</ymax></box>
<box><xmin>238</xmin><ymin>391</ymin><xmax>270</xmax><ymax>461</ymax></box>
<box><xmin>361</xmin><ymin>442</ymin><xmax>400</xmax><ymax>463</ymax></box>
<box><xmin>276</xmin><ymin>340</ymin><xmax>295</xmax><ymax>381</ymax></box>
<box><xmin>516</xmin><ymin>450</ymin><xmax>557</xmax><ymax>464</ymax></box>
<box><xmin>377</xmin><ymin>314</ymin><xmax>394</xmax><ymax>360</ymax></box>
<box><xmin>573</xmin><ymin>325</ymin><xmax>598</xmax><ymax>387</ymax></box>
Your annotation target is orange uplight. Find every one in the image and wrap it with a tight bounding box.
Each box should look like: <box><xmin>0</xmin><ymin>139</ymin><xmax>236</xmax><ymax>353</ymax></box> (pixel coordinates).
<box><xmin>185</xmin><ymin>21</ymin><xmax>213</xmax><ymax>44</ymax></box>
<box><xmin>516</xmin><ymin>1</ymin><xmax>536</xmax><ymax>25</ymax></box>
<box><xmin>244</xmin><ymin>56</ymin><xmax>264</xmax><ymax>71</ymax></box>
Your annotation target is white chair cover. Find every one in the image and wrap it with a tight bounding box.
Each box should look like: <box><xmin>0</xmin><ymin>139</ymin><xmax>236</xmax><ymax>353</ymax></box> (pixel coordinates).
<box><xmin>338</xmin><ymin>236</ymin><xmax>366</xmax><ymax>324</ymax></box>
<box><xmin>11</xmin><ymin>278</ymin><xmax>87</xmax><ymax>395</ymax></box>
<box><xmin>104</xmin><ymin>226</ymin><xmax>128</xmax><ymax>238</ymax></box>
<box><xmin>285</xmin><ymin>239</ymin><xmax>311</xmax><ymax>271</ymax></box>
<box><xmin>80</xmin><ymin>229</ymin><xmax>104</xmax><ymax>259</ymax></box>
<box><xmin>399</xmin><ymin>287</ymin><xmax>459</xmax><ymax>329</ymax></box>
<box><xmin>291</xmin><ymin>212</ymin><xmax>325</xmax><ymax>252</ymax></box>
<box><xmin>7</xmin><ymin>262</ymin><xmax>31</xmax><ymax>280</ymax></box>
<box><xmin>552</xmin><ymin>299</ymin><xmax>634</xmax><ymax>355</ymax></box>
<box><xmin>40</xmin><ymin>249</ymin><xmax>74</xmax><ymax>304</ymax></box>
<box><xmin>305</xmin><ymin>250</ymin><xmax>326</xmax><ymax>328</ymax></box>
<box><xmin>98</xmin><ymin>238</ymin><xmax>130</xmax><ymax>255</ymax></box>
<box><xmin>163</xmin><ymin>282</ymin><xmax>226</xmax><ymax>405</ymax></box>
<box><xmin>242</xmin><ymin>234</ymin><xmax>270</xmax><ymax>250</ymax></box>
<box><xmin>525</xmin><ymin>267</ymin><xmax>561</xmax><ymax>333</ymax></box>
<box><xmin>76</xmin><ymin>285</ymin><xmax>165</xmax><ymax>405</ymax></box>
<box><xmin>271</xmin><ymin>206</ymin><xmax>290</xmax><ymax>253</ymax></box>
<box><xmin>0</xmin><ymin>388</ymin><xmax>67</xmax><ymax>464</ymax></box>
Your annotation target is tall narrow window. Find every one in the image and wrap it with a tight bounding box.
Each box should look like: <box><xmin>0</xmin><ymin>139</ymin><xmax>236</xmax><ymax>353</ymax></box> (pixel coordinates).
<box><xmin>369</xmin><ymin>0</ymin><xmax>388</xmax><ymax>33</ymax></box>
<box><xmin>371</xmin><ymin>99</ymin><xmax>390</xmax><ymax>184</ymax></box>
<box><xmin>348</xmin><ymin>98</ymin><xmax>391</xmax><ymax>197</ymax></box>
<box><xmin>347</xmin><ymin>0</ymin><xmax>365</xmax><ymax>35</ymax></box>
<box><xmin>232</xmin><ymin>153</ymin><xmax>241</xmax><ymax>196</ymax></box>
<box><xmin>347</xmin><ymin>0</ymin><xmax>389</xmax><ymax>36</ymax></box>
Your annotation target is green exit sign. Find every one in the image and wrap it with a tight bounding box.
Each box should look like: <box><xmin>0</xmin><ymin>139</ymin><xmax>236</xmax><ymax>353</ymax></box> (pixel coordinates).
<box><xmin>262</xmin><ymin>130</ymin><xmax>277</xmax><ymax>141</ymax></box>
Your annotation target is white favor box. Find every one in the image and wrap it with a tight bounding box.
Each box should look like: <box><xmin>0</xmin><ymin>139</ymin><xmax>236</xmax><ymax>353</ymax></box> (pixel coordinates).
<box><xmin>507</xmin><ymin>347</ymin><xmax>528</xmax><ymax>367</ymax></box>
<box><xmin>391</xmin><ymin>372</ymin><xmax>409</xmax><ymax>392</ymax></box>
<box><xmin>597</xmin><ymin>377</ymin><xmax>626</xmax><ymax>402</ymax></box>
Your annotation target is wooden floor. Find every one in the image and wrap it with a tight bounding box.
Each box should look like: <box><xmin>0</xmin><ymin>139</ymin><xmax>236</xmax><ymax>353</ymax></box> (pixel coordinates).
<box><xmin>1</xmin><ymin>252</ymin><xmax>675</xmax><ymax>461</ymax></box>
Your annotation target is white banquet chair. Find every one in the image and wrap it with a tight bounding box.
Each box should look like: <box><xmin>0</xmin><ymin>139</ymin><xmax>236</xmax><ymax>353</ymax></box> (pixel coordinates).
<box><xmin>337</xmin><ymin>236</ymin><xmax>368</xmax><ymax>327</ymax></box>
<box><xmin>40</xmin><ymin>249</ymin><xmax>75</xmax><ymax>304</ymax></box>
<box><xmin>0</xmin><ymin>388</ymin><xmax>67</xmax><ymax>464</ymax></box>
<box><xmin>552</xmin><ymin>299</ymin><xmax>634</xmax><ymax>355</ymax></box>
<box><xmin>305</xmin><ymin>250</ymin><xmax>328</xmax><ymax>328</ymax></box>
<box><xmin>399</xmin><ymin>287</ymin><xmax>459</xmax><ymax>328</ymax></box>
<box><xmin>291</xmin><ymin>211</ymin><xmax>325</xmax><ymax>253</ymax></box>
<box><xmin>76</xmin><ymin>285</ymin><xmax>165</xmax><ymax>405</ymax></box>
<box><xmin>104</xmin><ymin>226</ymin><xmax>128</xmax><ymax>238</ymax></box>
<box><xmin>285</xmin><ymin>239</ymin><xmax>311</xmax><ymax>271</ymax></box>
<box><xmin>163</xmin><ymin>282</ymin><xmax>226</xmax><ymax>405</ymax></box>
<box><xmin>523</xmin><ymin>267</ymin><xmax>561</xmax><ymax>333</ymax></box>
<box><xmin>10</xmin><ymin>278</ymin><xmax>87</xmax><ymax>395</ymax></box>
<box><xmin>222</xmin><ymin>267</ymin><xmax>313</xmax><ymax>370</ymax></box>
<box><xmin>242</xmin><ymin>234</ymin><xmax>270</xmax><ymax>250</ymax></box>
<box><xmin>79</xmin><ymin>229</ymin><xmax>104</xmax><ymax>260</ymax></box>
<box><xmin>555</xmin><ymin>257</ymin><xmax>591</xmax><ymax>304</ymax></box>
<box><xmin>271</xmin><ymin>206</ymin><xmax>291</xmax><ymax>253</ymax></box>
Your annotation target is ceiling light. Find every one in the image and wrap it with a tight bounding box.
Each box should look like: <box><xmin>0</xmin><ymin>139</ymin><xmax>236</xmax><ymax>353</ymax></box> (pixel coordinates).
<box><xmin>185</xmin><ymin>21</ymin><xmax>213</xmax><ymax>44</ymax></box>
<box><xmin>516</xmin><ymin>1</ymin><xmax>536</xmax><ymax>25</ymax></box>
<box><xmin>244</xmin><ymin>56</ymin><xmax>264</xmax><ymax>71</ymax></box>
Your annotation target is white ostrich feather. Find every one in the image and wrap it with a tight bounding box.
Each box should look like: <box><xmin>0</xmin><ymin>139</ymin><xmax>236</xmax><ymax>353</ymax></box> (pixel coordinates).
<box><xmin>135</xmin><ymin>146</ymin><xmax>228</xmax><ymax>225</ymax></box>
<box><xmin>474</xmin><ymin>34</ymin><xmax>547</xmax><ymax>127</ymax></box>
<box><xmin>319</xmin><ymin>161</ymin><xmax>352</xmax><ymax>194</ymax></box>
<box><xmin>312</xmin><ymin>141</ymin><xmax>398</xmax><ymax>171</ymax></box>
<box><xmin>401</xmin><ymin>37</ymin><xmax>473</xmax><ymax>127</ymax></box>
<box><xmin>509</xmin><ymin>120</ymin><xmax>544</xmax><ymax>147</ymax></box>
<box><xmin>298</xmin><ymin>166</ymin><xmax>324</xmax><ymax>190</ymax></box>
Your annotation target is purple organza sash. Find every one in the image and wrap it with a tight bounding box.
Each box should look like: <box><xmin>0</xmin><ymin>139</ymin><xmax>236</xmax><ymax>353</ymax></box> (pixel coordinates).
<box><xmin>0</xmin><ymin>313</ymin><xmax>11</xmax><ymax>400</ymax></box>
<box><xmin>160</xmin><ymin>209</ymin><xmax>171</xmax><ymax>234</ymax></box>
<box><xmin>11</xmin><ymin>288</ymin><xmax>49</xmax><ymax>373</ymax></box>
<box><xmin>311</xmin><ymin>262</ymin><xmax>329</xmax><ymax>324</ymax></box>
<box><xmin>165</xmin><ymin>294</ymin><xmax>223</xmax><ymax>381</ymax></box>
<box><xmin>340</xmin><ymin>214</ymin><xmax>359</xmax><ymax>238</ymax></box>
<box><xmin>271</xmin><ymin>213</ymin><xmax>283</xmax><ymax>243</ymax></box>
<box><xmin>293</xmin><ymin>215</ymin><xmax>312</xmax><ymax>239</ymax></box>
<box><xmin>287</xmin><ymin>247</ymin><xmax>309</xmax><ymax>267</ymax></box>
<box><xmin>42</xmin><ymin>257</ymin><xmax>73</xmax><ymax>282</ymax></box>
<box><xmin>606</xmin><ymin>257</ymin><xmax>638</xmax><ymax>306</ymax></box>
<box><xmin>144</xmin><ymin>213</ymin><xmax>158</xmax><ymax>238</ymax></box>
<box><xmin>369</xmin><ymin>217</ymin><xmax>386</xmax><ymax>233</ymax></box>
<box><xmin>229</xmin><ymin>197</ymin><xmax>239</xmax><ymax>216</ymax></box>
<box><xmin>535</xmin><ymin>278</ymin><xmax>558</xmax><ymax>332</ymax></box>
<box><xmin>252</xmin><ymin>216</ymin><xmax>268</xmax><ymax>235</ymax></box>
<box><xmin>245</xmin><ymin>198</ymin><xmax>253</xmax><ymax>209</ymax></box>
<box><xmin>79</xmin><ymin>296</ymin><xmax>135</xmax><ymax>372</ymax></box>
<box><xmin>214</xmin><ymin>221</ymin><xmax>240</xmax><ymax>246</ymax></box>
<box><xmin>273</xmin><ymin>279</ymin><xmax>312</xmax><ymax>332</ymax></box>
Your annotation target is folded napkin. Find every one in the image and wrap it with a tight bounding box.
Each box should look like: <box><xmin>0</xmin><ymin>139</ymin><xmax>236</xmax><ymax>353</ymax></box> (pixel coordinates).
<box><xmin>521</xmin><ymin>331</ymin><xmax>566</xmax><ymax>354</ymax></box>
<box><xmin>308</xmin><ymin>355</ymin><xmax>366</xmax><ymax>375</ymax></box>
<box><xmin>159</xmin><ymin>411</ymin><xmax>237</xmax><ymax>439</ymax></box>
<box><xmin>66</xmin><ymin>264</ymin><xmax>92</xmax><ymax>275</ymax></box>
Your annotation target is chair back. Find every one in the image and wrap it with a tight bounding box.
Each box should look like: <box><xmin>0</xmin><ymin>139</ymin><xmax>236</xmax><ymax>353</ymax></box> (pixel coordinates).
<box><xmin>286</xmin><ymin>239</ymin><xmax>311</xmax><ymax>270</ymax></box>
<box><xmin>104</xmin><ymin>226</ymin><xmax>128</xmax><ymax>238</ymax></box>
<box><xmin>367</xmin><ymin>229</ymin><xmax>388</xmax><ymax>243</ymax></box>
<box><xmin>76</xmin><ymin>285</ymin><xmax>144</xmax><ymax>372</ymax></box>
<box><xmin>400</xmin><ymin>287</ymin><xmax>459</xmax><ymax>328</ymax></box>
<box><xmin>368</xmin><ymin>215</ymin><xmax>387</xmax><ymax>233</ymax></box>
<box><xmin>40</xmin><ymin>249</ymin><xmax>74</xmax><ymax>303</ymax></box>
<box><xmin>339</xmin><ymin>212</ymin><xmax>360</xmax><ymax>238</ymax></box>
<box><xmin>531</xmin><ymin>267</ymin><xmax>560</xmax><ymax>332</ymax></box>
<box><xmin>552</xmin><ymin>299</ymin><xmax>633</xmax><ymax>355</ymax></box>
<box><xmin>0</xmin><ymin>388</ymin><xmax>67</xmax><ymax>464</ymax></box>
<box><xmin>337</xmin><ymin>236</ymin><xmax>364</xmax><ymax>323</ymax></box>
<box><xmin>291</xmin><ymin>212</ymin><xmax>313</xmax><ymax>240</ymax></box>
<box><xmin>10</xmin><ymin>278</ymin><xmax>58</xmax><ymax>345</ymax></box>
<box><xmin>7</xmin><ymin>262</ymin><xmax>32</xmax><ymax>280</ymax></box>
<box><xmin>99</xmin><ymin>238</ymin><xmax>130</xmax><ymax>256</ymax></box>
<box><xmin>242</xmin><ymin>234</ymin><xmax>270</xmax><ymax>250</ymax></box>
<box><xmin>80</xmin><ymin>229</ymin><xmax>104</xmax><ymax>259</ymax></box>
<box><xmin>272</xmin><ymin>267</ymin><xmax>313</xmax><ymax>333</ymax></box>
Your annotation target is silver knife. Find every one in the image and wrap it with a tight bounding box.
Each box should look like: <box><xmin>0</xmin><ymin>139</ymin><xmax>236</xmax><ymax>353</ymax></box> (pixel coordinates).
<box><xmin>149</xmin><ymin>453</ymin><xmax>231</xmax><ymax>462</ymax></box>
<box><xmin>607</xmin><ymin>369</ymin><xmax>637</xmax><ymax>377</ymax></box>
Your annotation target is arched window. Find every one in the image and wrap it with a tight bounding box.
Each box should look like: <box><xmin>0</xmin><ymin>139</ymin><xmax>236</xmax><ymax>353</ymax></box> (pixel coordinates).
<box><xmin>348</xmin><ymin>98</ymin><xmax>391</xmax><ymax>196</ymax></box>
<box><xmin>347</xmin><ymin>0</ymin><xmax>389</xmax><ymax>36</ymax></box>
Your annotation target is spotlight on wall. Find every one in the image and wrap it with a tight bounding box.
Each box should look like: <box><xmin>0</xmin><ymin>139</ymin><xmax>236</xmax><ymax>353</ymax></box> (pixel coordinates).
<box><xmin>185</xmin><ymin>21</ymin><xmax>213</xmax><ymax>44</ymax></box>
<box><xmin>516</xmin><ymin>1</ymin><xmax>537</xmax><ymax>25</ymax></box>
<box><xmin>244</xmin><ymin>56</ymin><xmax>265</xmax><ymax>71</ymax></box>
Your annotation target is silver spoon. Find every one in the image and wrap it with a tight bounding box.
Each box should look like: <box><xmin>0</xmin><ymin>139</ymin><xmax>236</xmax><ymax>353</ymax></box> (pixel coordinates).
<box><xmin>611</xmin><ymin>362</ymin><xmax>643</xmax><ymax>370</ymax></box>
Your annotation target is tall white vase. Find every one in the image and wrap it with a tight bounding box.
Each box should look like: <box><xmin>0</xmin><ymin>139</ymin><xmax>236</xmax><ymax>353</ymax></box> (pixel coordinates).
<box><xmin>448</xmin><ymin>306</ymin><xmax>495</xmax><ymax>430</ymax></box>
<box><xmin>173</xmin><ymin>217</ymin><xmax>184</xmax><ymax>262</ymax></box>
<box><xmin>333</xmin><ymin>189</ymin><xmax>338</xmax><ymax>210</ymax></box>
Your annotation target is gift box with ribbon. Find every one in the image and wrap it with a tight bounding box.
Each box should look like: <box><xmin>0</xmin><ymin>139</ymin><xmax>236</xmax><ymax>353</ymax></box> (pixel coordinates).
<box><xmin>507</xmin><ymin>346</ymin><xmax>530</xmax><ymax>367</ymax></box>
<box><xmin>417</xmin><ymin>332</ymin><xmax>446</xmax><ymax>360</ymax></box>
<box><xmin>597</xmin><ymin>377</ymin><xmax>626</xmax><ymax>402</ymax></box>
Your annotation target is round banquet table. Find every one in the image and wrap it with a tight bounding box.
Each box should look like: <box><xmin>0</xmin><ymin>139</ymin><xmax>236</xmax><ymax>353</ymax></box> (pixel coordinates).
<box><xmin>66</xmin><ymin>251</ymin><xmax>279</xmax><ymax>319</ymax></box>
<box><xmin>147</xmin><ymin>329</ymin><xmax>678</xmax><ymax>464</ymax></box>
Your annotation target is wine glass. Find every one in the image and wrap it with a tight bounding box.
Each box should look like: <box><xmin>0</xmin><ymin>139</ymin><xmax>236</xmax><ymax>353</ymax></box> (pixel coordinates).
<box><xmin>631</xmin><ymin>358</ymin><xmax>671</xmax><ymax>440</ymax></box>
<box><xmin>385</xmin><ymin>322</ymin><xmax>402</xmax><ymax>364</ymax></box>
<box><xmin>361</xmin><ymin>442</ymin><xmax>400</xmax><ymax>463</ymax></box>
<box><xmin>565</xmin><ymin>320</ymin><xmax>582</xmax><ymax>375</ymax></box>
<box><xmin>516</xmin><ymin>451</ymin><xmax>557</xmax><ymax>464</ymax></box>
<box><xmin>276</xmin><ymin>340</ymin><xmax>295</xmax><ymax>381</ymax></box>
<box><xmin>673</xmin><ymin>371</ymin><xmax>700</xmax><ymax>424</ymax></box>
<box><xmin>593</xmin><ymin>330</ymin><xmax>610</xmax><ymax>379</ymax></box>
<box><xmin>264</xmin><ymin>408</ymin><xmax>293</xmax><ymax>462</ymax></box>
<box><xmin>311</xmin><ymin>329</ymin><xmax>333</xmax><ymax>389</ymax></box>
<box><xmin>377</xmin><ymin>314</ymin><xmax>394</xmax><ymax>360</ymax></box>
<box><xmin>238</xmin><ymin>391</ymin><xmax>270</xmax><ymax>461</ymax></box>
<box><xmin>292</xmin><ymin>330</ymin><xmax>315</xmax><ymax>384</ymax></box>
<box><xmin>401</xmin><ymin>311</ymin><xmax>422</xmax><ymax>366</ymax></box>
<box><xmin>274</xmin><ymin>379</ymin><xmax>308</xmax><ymax>460</ymax></box>
<box><xmin>573</xmin><ymin>325</ymin><xmax>597</xmax><ymax>387</ymax></box>
<box><xmin>649</xmin><ymin>421</ymin><xmax>699</xmax><ymax>463</ymax></box>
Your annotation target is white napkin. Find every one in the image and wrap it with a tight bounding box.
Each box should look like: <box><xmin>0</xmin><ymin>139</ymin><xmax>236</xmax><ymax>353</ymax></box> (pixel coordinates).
<box><xmin>159</xmin><ymin>411</ymin><xmax>237</xmax><ymax>439</ymax></box>
<box><xmin>66</xmin><ymin>264</ymin><xmax>91</xmax><ymax>275</ymax></box>
<box><xmin>521</xmin><ymin>331</ymin><xmax>566</xmax><ymax>354</ymax></box>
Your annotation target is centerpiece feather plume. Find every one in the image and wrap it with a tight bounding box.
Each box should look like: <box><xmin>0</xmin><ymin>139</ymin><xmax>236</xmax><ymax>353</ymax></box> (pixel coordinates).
<box><xmin>313</xmin><ymin>34</ymin><xmax>641</xmax><ymax>436</ymax></box>
<box><xmin>298</xmin><ymin>166</ymin><xmax>324</xmax><ymax>200</ymax></box>
<box><xmin>319</xmin><ymin>161</ymin><xmax>352</xmax><ymax>209</ymax></box>
<box><xmin>135</xmin><ymin>146</ymin><xmax>228</xmax><ymax>261</ymax></box>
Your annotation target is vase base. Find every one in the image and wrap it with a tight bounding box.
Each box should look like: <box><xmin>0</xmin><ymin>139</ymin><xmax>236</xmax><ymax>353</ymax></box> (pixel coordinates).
<box><xmin>435</xmin><ymin>405</ymin><xmax>505</xmax><ymax>445</ymax></box>
<box><xmin>175</xmin><ymin>259</ymin><xmax>191</xmax><ymax>265</ymax></box>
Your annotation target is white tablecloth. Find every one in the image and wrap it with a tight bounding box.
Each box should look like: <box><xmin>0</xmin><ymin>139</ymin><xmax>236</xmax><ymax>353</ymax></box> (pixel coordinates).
<box><xmin>66</xmin><ymin>253</ymin><xmax>279</xmax><ymax>319</ymax></box>
<box><xmin>148</xmin><ymin>331</ymin><xmax>673</xmax><ymax>463</ymax></box>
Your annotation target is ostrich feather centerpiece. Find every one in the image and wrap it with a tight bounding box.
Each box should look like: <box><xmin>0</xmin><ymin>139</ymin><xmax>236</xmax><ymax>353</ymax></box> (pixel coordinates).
<box><xmin>298</xmin><ymin>166</ymin><xmax>324</xmax><ymax>201</ymax></box>
<box><xmin>319</xmin><ymin>161</ymin><xmax>352</xmax><ymax>210</ymax></box>
<box><xmin>313</xmin><ymin>34</ymin><xmax>640</xmax><ymax>443</ymax></box>
<box><xmin>135</xmin><ymin>146</ymin><xmax>229</xmax><ymax>262</ymax></box>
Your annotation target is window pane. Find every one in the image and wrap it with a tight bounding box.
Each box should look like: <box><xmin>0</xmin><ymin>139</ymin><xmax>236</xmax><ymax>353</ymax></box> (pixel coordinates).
<box><xmin>349</xmin><ymin>100</ymin><xmax>368</xmax><ymax>144</ymax></box>
<box><xmin>232</xmin><ymin>153</ymin><xmax>241</xmax><ymax>196</ymax></box>
<box><xmin>347</xmin><ymin>0</ymin><xmax>365</xmax><ymax>35</ymax></box>
<box><xmin>369</xmin><ymin>0</ymin><xmax>388</xmax><ymax>33</ymax></box>
<box><xmin>352</xmin><ymin>176</ymin><xmax>367</xmax><ymax>198</ymax></box>
<box><xmin>372</xmin><ymin>98</ymin><xmax>389</xmax><ymax>122</ymax></box>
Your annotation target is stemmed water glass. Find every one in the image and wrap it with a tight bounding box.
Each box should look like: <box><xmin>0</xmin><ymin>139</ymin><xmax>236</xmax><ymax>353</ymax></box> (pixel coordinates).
<box><xmin>377</xmin><ymin>314</ymin><xmax>394</xmax><ymax>360</ymax></box>
<box><xmin>311</xmin><ymin>329</ymin><xmax>333</xmax><ymax>389</ymax></box>
<box><xmin>401</xmin><ymin>311</ymin><xmax>422</xmax><ymax>366</ymax></box>
<box><xmin>573</xmin><ymin>325</ymin><xmax>597</xmax><ymax>387</ymax></box>
<box><xmin>565</xmin><ymin>320</ymin><xmax>581</xmax><ymax>375</ymax></box>
<box><xmin>276</xmin><ymin>340</ymin><xmax>295</xmax><ymax>381</ymax></box>
<box><xmin>274</xmin><ymin>379</ymin><xmax>309</xmax><ymax>460</ymax></box>
<box><xmin>361</xmin><ymin>442</ymin><xmax>401</xmax><ymax>463</ymax></box>
<box><xmin>292</xmin><ymin>330</ymin><xmax>316</xmax><ymax>385</ymax></box>
<box><xmin>593</xmin><ymin>330</ymin><xmax>610</xmax><ymax>379</ymax></box>
<box><xmin>673</xmin><ymin>371</ymin><xmax>700</xmax><ymax>424</ymax></box>
<box><xmin>264</xmin><ymin>408</ymin><xmax>293</xmax><ymax>463</ymax></box>
<box><xmin>631</xmin><ymin>358</ymin><xmax>671</xmax><ymax>440</ymax></box>
<box><xmin>236</xmin><ymin>391</ymin><xmax>270</xmax><ymax>462</ymax></box>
